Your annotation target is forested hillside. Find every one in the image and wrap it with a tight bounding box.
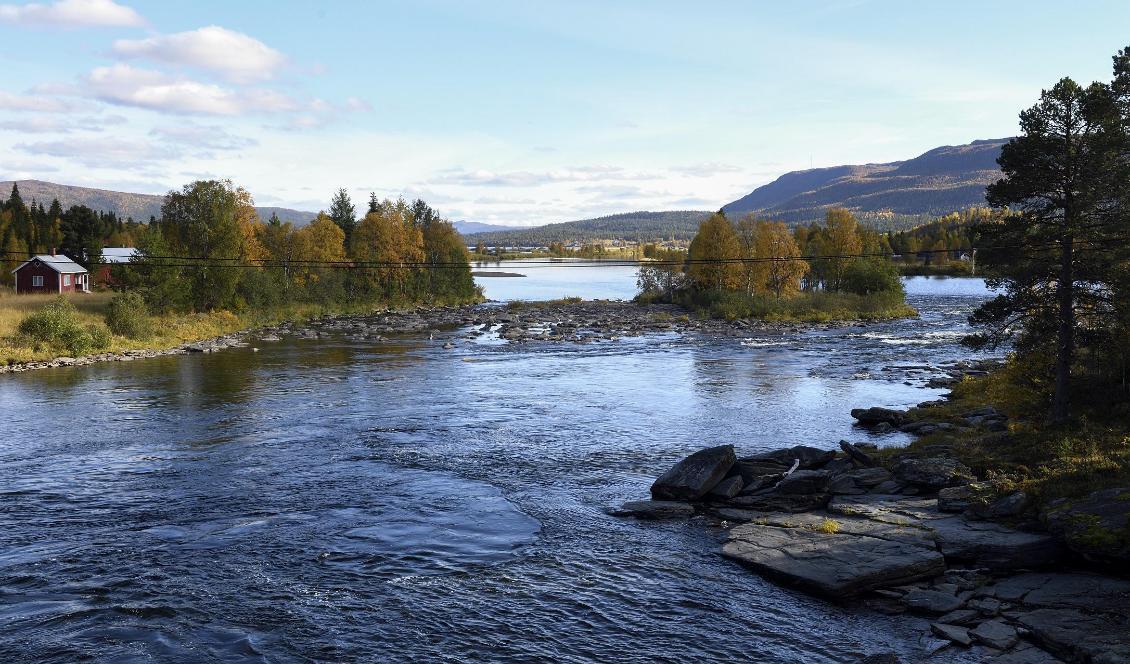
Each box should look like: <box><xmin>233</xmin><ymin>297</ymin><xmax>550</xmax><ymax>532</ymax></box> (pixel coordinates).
<box><xmin>463</xmin><ymin>210</ymin><xmax>710</xmax><ymax>245</ymax></box>
<box><xmin>0</xmin><ymin>180</ymin><xmax>317</xmax><ymax>225</ymax></box>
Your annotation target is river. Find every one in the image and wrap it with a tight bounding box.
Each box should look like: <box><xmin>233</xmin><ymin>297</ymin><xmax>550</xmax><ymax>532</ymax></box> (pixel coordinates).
<box><xmin>0</xmin><ymin>272</ymin><xmax>994</xmax><ymax>662</ymax></box>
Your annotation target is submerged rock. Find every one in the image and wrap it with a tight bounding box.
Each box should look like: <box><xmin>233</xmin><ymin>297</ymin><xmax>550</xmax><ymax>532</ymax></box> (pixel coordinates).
<box><xmin>650</xmin><ymin>445</ymin><xmax>736</xmax><ymax>500</ymax></box>
<box><xmin>612</xmin><ymin>500</ymin><xmax>695</xmax><ymax>519</ymax></box>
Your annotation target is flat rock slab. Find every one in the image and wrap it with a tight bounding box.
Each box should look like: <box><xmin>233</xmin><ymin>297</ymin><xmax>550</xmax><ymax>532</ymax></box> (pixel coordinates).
<box><xmin>969</xmin><ymin>619</ymin><xmax>1018</xmax><ymax>650</ymax></box>
<box><xmin>832</xmin><ymin>495</ymin><xmax>1063</xmax><ymax>571</ymax></box>
<box><xmin>1017</xmin><ymin>608</ymin><xmax>1130</xmax><ymax>663</ymax></box>
<box><xmin>930</xmin><ymin>623</ymin><xmax>971</xmax><ymax>646</ymax></box>
<box><xmin>731</xmin><ymin>511</ymin><xmax>936</xmax><ymax>549</ymax></box>
<box><xmin>611</xmin><ymin>500</ymin><xmax>694</xmax><ymax>519</ymax></box>
<box><xmin>931</xmin><ymin>517</ymin><xmax>1063</xmax><ymax>571</ymax></box>
<box><xmin>992</xmin><ymin>572</ymin><xmax>1130</xmax><ymax>614</ymax></box>
<box><xmin>722</xmin><ymin>523</ymin><xmax>945</xmax><ymax>598</ymax></box>
<box><xmin>829</xmin><ymin>494</ymin><xmax>949</xmax><ymax>526</ymax></box>
<box><xmin>902</xmin><ymin>588</ymin><xmax>964</xmax><ymax>614</ymax></box>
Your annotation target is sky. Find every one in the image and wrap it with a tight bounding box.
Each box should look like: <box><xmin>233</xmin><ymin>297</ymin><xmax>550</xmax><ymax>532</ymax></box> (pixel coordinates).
<box><xmin>1</xmin><ymin>0</ymin><xmax>1129</xmax><ymax>225</ymax></box>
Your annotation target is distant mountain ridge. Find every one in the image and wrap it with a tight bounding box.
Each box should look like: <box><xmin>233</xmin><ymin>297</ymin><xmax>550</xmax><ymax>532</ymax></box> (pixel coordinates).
<box><xmin>463</xmin><ymin>210</ymin><xmax>711</xmax><ymax>245</ymax></box>
<box><xmin>0</xmin><ymin>180</ymin><xmax>318</xmax><ymax>224</ymax></box>
<box><xmin>723</xmin><ymin>138</ymin><xmax>1009</xmax><ymax>222</ymax></box>
<box><xmin>452</xmin><ymin>220</ymin><xmax>531</xmax><ymax>234</ymax></box>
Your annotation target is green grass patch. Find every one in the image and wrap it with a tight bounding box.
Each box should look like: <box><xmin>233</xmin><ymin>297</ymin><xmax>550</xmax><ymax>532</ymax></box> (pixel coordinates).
<box><xmin>674</xmin><ymin>289</ymin><xmax>916</xmax><ymax>322</ymax></box>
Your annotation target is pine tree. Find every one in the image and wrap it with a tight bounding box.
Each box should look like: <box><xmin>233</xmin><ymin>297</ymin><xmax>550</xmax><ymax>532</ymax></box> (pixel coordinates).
<box><xmin>328</xmin><ymin>188</ymin><xmax>356</xmax><ymax>249</ymax></box>
<box><xmin>970</xmin><ymin>77</ymin><xmax>1121</xmax><ymax>423</ymax></box>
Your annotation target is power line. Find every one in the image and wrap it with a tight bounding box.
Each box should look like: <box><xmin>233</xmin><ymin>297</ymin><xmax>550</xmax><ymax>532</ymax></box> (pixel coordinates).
<box><xmin>0</xmin><ymin>243</ymin><xmax>1085</xmax><ymax>270</ymax></box>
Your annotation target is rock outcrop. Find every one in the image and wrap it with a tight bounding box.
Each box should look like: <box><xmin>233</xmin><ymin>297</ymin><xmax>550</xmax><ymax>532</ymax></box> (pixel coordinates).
<box><xmin>722</xmin><ymin>522</ymin><xmax>945</xmax><ymax>598</ymax></box>
<box><xmin>1042</xmin><ymin>487</ymin><xmax>1130</xmax><ymax>565</ymax></box>
<box><xmin>650</xmin><ymin>445</ymin><xmax>736</xmax><ymax>500</ymax></box>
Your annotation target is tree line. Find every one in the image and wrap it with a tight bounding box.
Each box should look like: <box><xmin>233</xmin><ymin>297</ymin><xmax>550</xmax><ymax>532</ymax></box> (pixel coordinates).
<box><xmin>638</xmin><ymin>208</ymin><xmax>903</xmax><ymax>304</ymax></box>
<box><xmin>110</xmin><ymin>181</ymin><xmax>477</xmax><ymax>313</ymax></box>
<box><xmin>0</xmin><ymin>183</ymin><xmax>146</xmax><ymax>284</ymax></box>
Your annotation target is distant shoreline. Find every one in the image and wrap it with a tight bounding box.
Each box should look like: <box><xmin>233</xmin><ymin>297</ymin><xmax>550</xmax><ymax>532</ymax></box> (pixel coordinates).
<box><xmin>471</xmin><ymin>271</ymin><xmax>526</xmax><ymax>278</ymax></box>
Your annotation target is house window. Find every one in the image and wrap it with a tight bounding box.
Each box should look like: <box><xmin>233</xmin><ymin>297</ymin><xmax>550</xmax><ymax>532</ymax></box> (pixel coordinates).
<box><xmin>63</xmin><ymin>274</ymin><xmax>71</xmax><ymax>286</ymax></box>
<box><xmin>32</xmin><ymin>275</ymin><xmax>44</xmax><ymax>287</ymax></box>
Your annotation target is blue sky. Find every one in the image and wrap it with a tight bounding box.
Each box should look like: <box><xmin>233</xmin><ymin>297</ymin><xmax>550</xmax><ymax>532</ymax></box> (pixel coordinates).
<box><xmin>1</xmin><ymin>0</ymin><xmax>1128</xmax><ymax>224</ymax></box>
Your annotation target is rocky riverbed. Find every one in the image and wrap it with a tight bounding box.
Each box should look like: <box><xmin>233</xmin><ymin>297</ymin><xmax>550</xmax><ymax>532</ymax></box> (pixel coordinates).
<box><xmin>615</xmin><ymin>406</ymin><xmax>1130</xmax><ymax>663</ymax></box>
<box><xmin>2</xmin><ymin>300</ymin><xmax>931</xmax><ymax>374</ymax></box>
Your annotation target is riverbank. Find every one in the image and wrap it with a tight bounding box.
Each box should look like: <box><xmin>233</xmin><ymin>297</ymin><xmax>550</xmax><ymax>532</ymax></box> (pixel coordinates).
<box><xmin>0</xmin><ymin>291</ymin><xmax>486</xmax><ymax>371</ymax></box>
<box><xmin>614</xmin><ymin>391</ymin><xmax>1130</xmax><ymax>662</ymax></box>
<box><xmin>1</xmin><ymin>299</ymin><xmax>918</xmax><ymax>374</ymax></box>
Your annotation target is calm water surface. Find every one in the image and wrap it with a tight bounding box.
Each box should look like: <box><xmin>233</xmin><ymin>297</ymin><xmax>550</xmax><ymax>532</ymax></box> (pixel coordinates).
<box><xmin>0</xmin><ymin>275</ymin><xmax>993</xmax><ymax>662</ymax></box>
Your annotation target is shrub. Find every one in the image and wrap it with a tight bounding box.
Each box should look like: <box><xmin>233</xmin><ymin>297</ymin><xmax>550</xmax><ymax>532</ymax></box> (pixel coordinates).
<box><xmin>105</xmin><ymin>292</ymin><xmax>154</xmax><ymax>339</ymax></box>
<box><xmin>817</xmin><ymin>517</ymin><xmax>841</xmax><ymax>534</ymax></box>
<box><xmin>842</xmin><ymin>259</ymin><xmax>904</xmax><ymax>296</ymax></box>
<box><xmin>17</xmin><ymin>296</ymin><xmax>111</xmax><ymax>356</ymax></box>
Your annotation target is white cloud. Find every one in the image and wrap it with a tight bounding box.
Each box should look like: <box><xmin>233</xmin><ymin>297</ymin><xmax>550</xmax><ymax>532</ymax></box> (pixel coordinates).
<box><xmin>432</xmin><ymin>165</ymin><xmax>663</xmax><ymax>187</ymax></box>
<box><xmin>0</xmin><ymin>160</ymin><xmax>60</xmax><ymax>176</ymax></box>
<box><xmin>86</xmin><ymin>64</ymin><xmax>298</xmax><ymax>115</ymax></box>
<box><xmin>670</xmin><ymin>162</ymin><xmax>745</xmax><ymax>177</ymax></box>
<box><xmin>16</xmin><ymin>136</ymin><xmax>180</xmax><ymax>167</ymax></box>
<box><xmin>112</xmin><ymin>26</ymin><xmax>285</xmax><ymax>83</ymax></box>
<box><xmin>149</xmin><ymin>123</ymin><xmax>257</xmax><ymax>151</ymax></box>
<box><xmin>0</xmin><ymin>90</ymin><xmax>85</xmax><ymax>112</ymax></box>
<box><xmin>344</xmin><ymin>96</ymin><xmax>372</xmax><ymax>112</ymax></box>
<box><xmin>0</xmin><ymin>0</ymin><xmax>143</xmax><ymax>27</ymax></box>
<box><xmin>0</xmin><ymin>114</ymin><xmax>125</xmax><ymax>133</ymax></box>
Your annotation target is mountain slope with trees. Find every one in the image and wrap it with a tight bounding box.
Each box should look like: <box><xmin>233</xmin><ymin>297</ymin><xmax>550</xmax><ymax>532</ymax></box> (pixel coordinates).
<box><xmin>463</xmin><ymin>210</ymin><xmax>711</xmax><ymax>245</ymax></box>
<box><xmin>0</xmin><ymin>180</ymin><xmax>317</xmax><ymax>225</ymax></box>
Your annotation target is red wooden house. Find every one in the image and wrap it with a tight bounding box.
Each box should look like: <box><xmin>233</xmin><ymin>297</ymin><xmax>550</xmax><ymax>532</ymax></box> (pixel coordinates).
<box><xmin>12</xmin><ymin>253</ymin><xmax>90</xmax><ymax>294</ymax></box>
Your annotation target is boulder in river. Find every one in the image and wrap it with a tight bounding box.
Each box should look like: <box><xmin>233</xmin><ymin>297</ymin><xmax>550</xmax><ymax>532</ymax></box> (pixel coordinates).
<box><xmin>650</xmin><ymin>444</ymin><xmax>736</xmax><ymax>500</ymax></box>
<box><xmin>850</xmin><ymin>407</ymin><xmax>908</xmax><ymax>427</ymax></box>
<box><xmin>1042</xmin><ymin>486</ymin><xmax>1130</xmax><ymax>565</ymax></box>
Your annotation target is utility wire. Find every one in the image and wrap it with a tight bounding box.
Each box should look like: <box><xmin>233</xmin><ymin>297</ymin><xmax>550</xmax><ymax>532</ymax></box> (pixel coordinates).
<box><xmin>0</xmin><ymin>243</ymin><xmax>1094</xmax><ymax>270</ymax></box>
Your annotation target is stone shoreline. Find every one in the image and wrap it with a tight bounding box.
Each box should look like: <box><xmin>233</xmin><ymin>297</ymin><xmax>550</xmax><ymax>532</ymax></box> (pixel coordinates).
<box><xmin>0</xmin><ymin>300</ymin><xmax>905</xmax><ymax>375</ymax></box>
<box><xmin>614</xmin><ymin>410</ymin><xmax>1130</xmax><ymax>662</ymax></box>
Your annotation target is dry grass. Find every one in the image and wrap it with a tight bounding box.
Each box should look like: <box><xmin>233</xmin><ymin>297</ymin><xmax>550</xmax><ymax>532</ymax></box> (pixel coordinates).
<box><xmin>0</xmin><ymin>288</ymin><xmax>344</xmax><ymax>365</ymax></box>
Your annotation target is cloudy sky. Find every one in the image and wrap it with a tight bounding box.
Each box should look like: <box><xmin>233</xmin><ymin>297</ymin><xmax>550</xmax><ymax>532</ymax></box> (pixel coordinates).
<box><xmin>1</xmin><ymin>0</ymin><xmax>1128</xmax><ymax>225</ymax></box>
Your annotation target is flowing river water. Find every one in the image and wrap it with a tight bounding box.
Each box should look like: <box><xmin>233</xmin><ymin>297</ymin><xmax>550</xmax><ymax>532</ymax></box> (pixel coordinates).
<box><xmin>0</xmin><ymin>272</ymin><xmax>995</xmax><ymax>663</ymax></box>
